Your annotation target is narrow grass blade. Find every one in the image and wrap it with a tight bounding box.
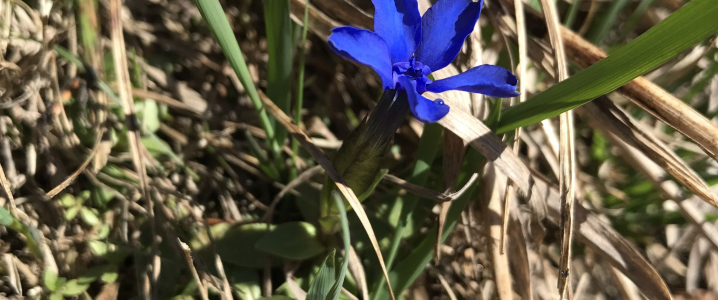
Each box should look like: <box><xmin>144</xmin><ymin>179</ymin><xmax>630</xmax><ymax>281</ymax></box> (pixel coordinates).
<box><xmin>291</xmin><ymin>0</ymin><xmax>311</xmax><ymax>180</ymax></box>
<box><xmin>264</xmin><ymin>0</ymin><xmax>294</xmax><ymax>165</ymax></box>
<box><xmin>537</xmin><ymin>0</ymin><xmax>576</xmax><ymax>297</ymax></box>
<box><xmin>587</xmin><ymin>0</ymin><xmax>630</xmax><ymax>44</ymax></box>
<box><xmin>193</xmin><ymin>0</ymin><xmax>280</xmax><ymax>160</ymax></box>
<box><xmin>498</xmin><ymin>0</ymin><xmax>718</xmax><ymax>134</ymax></box>
<box><xmin>326</xmin><ymin>192</ymin><xmax>350</xmax><ymax>300</ymax></box>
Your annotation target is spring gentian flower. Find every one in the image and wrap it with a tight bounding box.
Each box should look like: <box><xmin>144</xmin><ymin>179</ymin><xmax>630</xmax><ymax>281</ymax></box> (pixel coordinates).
<box><xmin>328</xmin><ymin>0</ymin><xmax>519</xmax><ymax>123</ymax></box>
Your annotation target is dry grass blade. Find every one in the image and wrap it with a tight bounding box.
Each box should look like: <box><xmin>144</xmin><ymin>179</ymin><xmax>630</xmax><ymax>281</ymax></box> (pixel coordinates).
<box><xmin>433</xmin><ymin>95</ymin><xmax>547</xmax><ymax>221</ymax></box>
<box><xmin>500</xmin><ymin>0</ymin><xmax>528</xmax><ymax>256</ymax></box>
<box><xmin>179</xmin><ymin>239</ymin><xmax>209</xmax><ymax>300</ymax></box>
<box><xmin>45</xmin><ymin>130</ymin><xmax>103</xmax><ymax>198</ymax></box>
<box><xmin>0</xmin><ymin>163</ymin><xmax>17</xmax><ymax>217</ymax></box>
<box><xmin>534</xmin><ymin>177</ymin><xmax>672</xmax><ymax>300</ymax></box>
<box><xmin>109</xmin><ymin>0</ymin><xmax>157</xmax><ymax>297</ymax></box>
<box><xmin>255</xmin><ymin>90</ymin><xmax>395</xmax><ymax>300</ymax></box>
<box><xmin>538</xmin><ymin>0</ymin><xmax>575</xmax><ymax>297</ymax></box>
<box><xmin>585</xmin><ymin>97</ymin><xmax>718</xmax><ymax>208</ymax></box>
<box><xmin>483</xmin><ymin>166</ymin><xmax>513</xmax><ymax>300</ymax></box>
<box><xmin>262</xmin><ymin>165</ymin><xmax>323</xmax><ymax>221</ymax></box>
<box><xmin>508</xmin><ymin>212</ymin><xmax>532</xmax><ymax>300</ymax></box>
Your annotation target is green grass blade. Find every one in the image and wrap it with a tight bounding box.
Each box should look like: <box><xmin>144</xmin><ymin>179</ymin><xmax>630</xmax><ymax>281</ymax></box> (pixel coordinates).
<box><xmin>588</xmin><ymin>0</ymin><xmax>630</xmax><ymax>44</ymax></box>
<box><xmin>620</xmin><ymin>0</ymin><xmax>658</xmax><ymax>40</ymax></box>
<box><xmin>326</xmin><ymin>191</ymin><xmax>351</xmax><ymax>300</ymax></box>
<box><xmin>193</xmin><ymin>0</ymin><xmax>281</xmax><ymax>161</ymax></box>
<box><xmin>497</xmin><ymin>0</ymin><xmax>718</xmax><ymax>134</ymax></box>
<box><xmin>264</xmin><ymin>0</ymin><xmax>294</xmax><ymax>169</ymax></box>
<box><xmin>291</xmin><ymin>0</ymin><xmax>311</xmax><ymax>180</ymax></box>
<box><xmin>563</xmin><ymin>0</ymin><xmax>582</xmax><ymax>28</ymax></box>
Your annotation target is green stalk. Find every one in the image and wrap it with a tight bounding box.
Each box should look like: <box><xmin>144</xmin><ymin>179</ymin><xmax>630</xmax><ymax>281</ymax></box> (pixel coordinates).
<box><xmin>290</xmin><ymin>0</ymin><xmax>310</xmax><ymax>180</ymax></box>
<box><xmin>193</xmin><ymin>0</ymin><xmax>281</xmax><ymax>166</ymax></box>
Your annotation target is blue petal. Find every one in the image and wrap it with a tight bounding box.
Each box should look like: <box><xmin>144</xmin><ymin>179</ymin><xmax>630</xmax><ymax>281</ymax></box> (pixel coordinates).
<box><xmin>398</xmin><ymin>76</ymin><xmax>449</xmax><ymax>123</ymax></box>
<box><xmin>414</xmin><ymin>0</ymin><xmax>483</xmax><ymax>71</ymax></box>
<box><xmin>328</xmin><ymin>26</ymin><xmax>394</xmax><ymax>89</ymax></box>
<box><xmin>427</xmin><ymin>64</ymin><xmax>519</xmax><ymax>98</ymax></box>
<box><xmin>372</xmin><ymin>0</ymin><xmax>422</xmax><ymax>63</ymax></box>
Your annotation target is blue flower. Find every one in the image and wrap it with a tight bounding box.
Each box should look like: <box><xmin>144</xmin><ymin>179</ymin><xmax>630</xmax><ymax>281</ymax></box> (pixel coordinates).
<box><xmin>328</xmin><ymin>0</ymin><xmax>520</xmax><ymax>123</ymax></box>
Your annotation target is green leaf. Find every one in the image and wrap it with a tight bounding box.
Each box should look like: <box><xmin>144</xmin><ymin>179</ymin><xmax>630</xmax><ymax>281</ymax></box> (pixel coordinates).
<box><xmin>44</xmin><ymin>270</ymin><xmax>60</xmax><ymax>291</ymax></box>
<box><xmin>210</xmin><ymin>223</ymin><xmax>276</xmax><ymax>268</ymax></box>
<box><xmin>88</xmin><ymin>240</ymin><xmax>109</xmax><ymax>256</ymax></box>
<box><xmin>79</xmin><ymin>207</ymin><xmax>100</xmax><ymax>226</ymax></box>
<box><xmin>255</xmin><ymin>222</ymin><xmax>325</xmax><ymax>260</ymax></box>
<box><xmin>135</xmin><ymin>98</ymin><xmax>161</xmax><ymax>133</ymax></box>
<box><xmin>78</xmin><ymin>265</ymin><xmax>118</xmax><ymax>284</ymax></box>
<box><xmin>0</xmin><ymin>207</ymin><xmax>14</xmax><ymax>228</ymax></box>
<box><xmin>61</xmin><ymin>279</ymin><xmax>90</xmax><ymax>296</ymax></box>
<box><xmin>65</xmin><ymin>206</ymin><xmax>81</xmax><ymax>221</ymax></box>
<box><xmin>59</xmin><ymin>194</ymin><xmax>77</xmax><ymax>207</ymax></box>
<box><xmin>141</xmin><ymin>133</ymin><xmax>183</xmax><ymax>164</ymax></box>
<box><xmin>497</xmin><ymin>0</ymin><xmax>718</xmax><ymax>134</ymax></box>
<box><xmin>49</xmin><ymin>292</ymin><xmax>64</xmax><ymax>300</ymax></box>
<box><xmin>306</xmin><ymin>251</ymin><xmax>336</xmax><ymax>300</ymax></box>
<box><xmin>261</xmin><ymin>296</ymin><xmax>295</xmax><ymax>300</ymax></box>
<box><xmin>101</xmin><ymin>270</ymin><xmax>119</xmax><ymax>283</ymax></box>
<box><xmin>225</xmin><ymin>265</ymin><xmax>261</xmax><ymax>300</ymax></box>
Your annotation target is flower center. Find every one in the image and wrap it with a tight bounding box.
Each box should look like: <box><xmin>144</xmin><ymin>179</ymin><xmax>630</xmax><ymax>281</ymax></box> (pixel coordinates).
<box><xmin>392</xmin><ymin>58</ymin><xmax>432</xmax><ymax>93</ymax></box>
